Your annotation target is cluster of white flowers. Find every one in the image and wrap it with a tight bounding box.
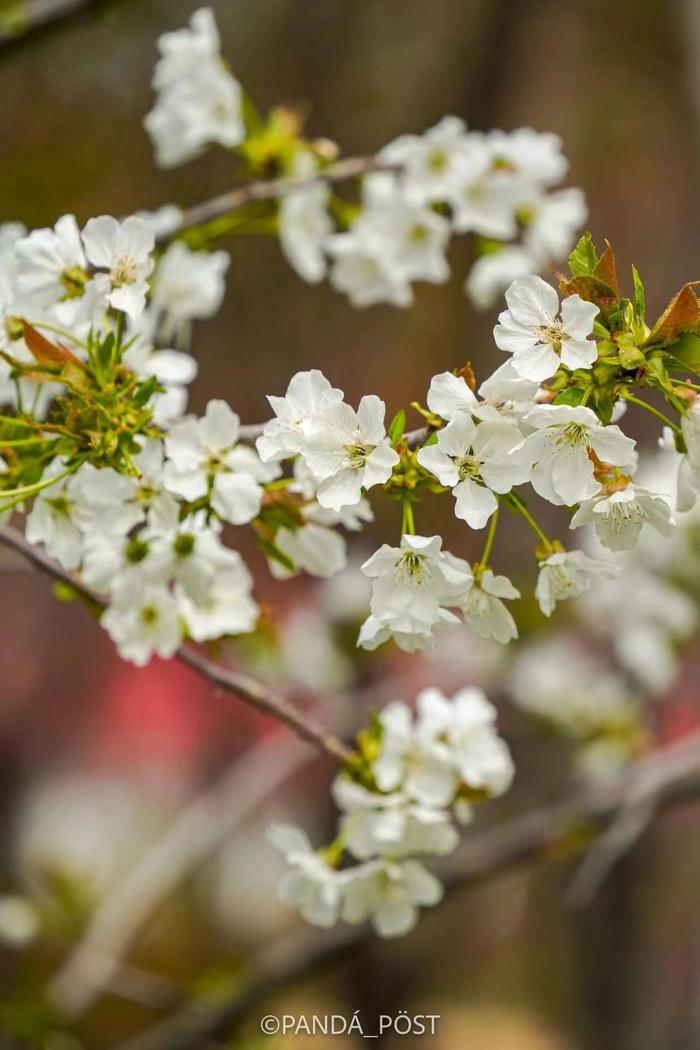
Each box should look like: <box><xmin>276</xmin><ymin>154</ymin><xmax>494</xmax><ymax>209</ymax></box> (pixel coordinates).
<box><xmin>269</xmin><ymin>687</ymin><xmax>513</xmax><ymax>937</ymax></box>
<box><xmin>141</xmin><ymin>9</ymin><xmax>586</xmax><ymax>310</ymax></box>
<box><xmin>144</xmin><ymin>7</ymin><xmax>245</xmax><ymax>168</ymax></box>
<box><xmin>280</xmin><ymin>123</ymin><xmax>586</xmax><ymax>310</ymax></box>
<box><xmin>0</xmin><ymin>214</ymin><xmax>229</xmax><ymax>426</ymax></box>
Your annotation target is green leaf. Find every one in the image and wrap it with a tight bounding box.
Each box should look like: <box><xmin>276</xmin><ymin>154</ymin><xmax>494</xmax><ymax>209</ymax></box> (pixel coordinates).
<box><xmin>388</xmin><ymin>409</ymin><xmax>406</xmax><ymax>447</ymax></box>
<box><xmin>553</xmin><ymin>386</ymin><xmax>586</xmax><ymax>407</ymax></box>
<box><xmin>568</xmin><ymin>232</ymin><xmax>599</xmax><ymax>277</ymax></box>
<box><xmin>133</xmin><ymin>375</ymin><xmax>160</xmax><ymax>406</ymax></box>
<box><xmin>631</xmin><ymin>265</ymin><xmax>646</xmax><ymax>324</ymax></box>
<box><xmin>666</xmin><ymin>332</ymin><xmax>700</xmax><ymax>376</ymax></box>
<box><xmin>256</xmin><ymin>536</ymin><xmax>297</xmax><ymax>574</ymax></box>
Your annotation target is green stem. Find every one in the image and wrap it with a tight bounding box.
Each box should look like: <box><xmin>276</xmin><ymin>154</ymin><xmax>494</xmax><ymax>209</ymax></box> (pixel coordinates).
<box><xmin>0</xmin><ymin>414</ymin><xmax>36</xmax><ymax>429</ymax></box>
<box><xmin>0</xmin><ymin>465</ymin><xmax>76</xmax><ymax>508</ymax></box>
<box><xmin>478</xmin><ymin>503</ymin><xmax>499</xmax><ymax>570</ymax></box>
<box><xmin>0</xmin><ymin>436</ymin><xmax>58</xmax><ymax>447</ymax></box>
<box><xmin>401</xmin><ymin>498</ymin><xmax>416</xmax><ymax>536</ymax></box>
<box><xmin>507</xmin><ymin>492</ymin><xmax>550</xmax><ymax>547</ymax></box>
<box><xmin>114</xmin><ymin>311</ymin><xmax>125</xmax><ymax>355</ymax></box>
<box><xmin>26</xmin><ymin>320</ymin><xmax>87</xmax><ymax>350</ymax></box>
<box><xmin>622</xmin><ymin>392</ymin><xmax>681</xmax><ymax>434</ymax></box>
<box><xmin>672</xmin><ymin>379</ymin><xmax>700</xmax><ymax>392</ymax></box>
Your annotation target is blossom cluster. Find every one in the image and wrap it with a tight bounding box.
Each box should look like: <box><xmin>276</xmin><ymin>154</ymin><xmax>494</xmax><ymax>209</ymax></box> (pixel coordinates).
<box><xmin>142</xmin><ymin>8</ymin><xmax>587</xmax><ymax>309</ymax></box>
<box><xmin>269</xmin><ymin>687</ymin><xmax>513</xmax><ymax>937</ymax></box>
<box><xmin>2</xmin><ymin>4</ymin><xmax>700</xmax><ymax>945</ymax></box>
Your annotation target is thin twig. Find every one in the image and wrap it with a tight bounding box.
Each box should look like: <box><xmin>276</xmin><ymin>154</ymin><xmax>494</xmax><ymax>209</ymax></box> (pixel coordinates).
<box><xmin>0</xmin><ymin>0</ymin><xmax>121</xmax><ymax>51</ymax></box>
<box><xmin>155</xmin><ymin>156</ymin><xmax>396</xmax><ymax>244</ymax></box>
<box><xmin>0</xmin><ymin>524</ymin><xmax>353</xmax><ymax>765</ymax></box>
<box><xmin>114</xmin><ymin>729</ymin><xmax>700</xmax><ymax>1050</ymax></box>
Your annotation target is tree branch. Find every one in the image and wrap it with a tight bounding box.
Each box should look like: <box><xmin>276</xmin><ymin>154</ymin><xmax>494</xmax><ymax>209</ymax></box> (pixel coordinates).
<box><xmin>0</xmin><ymin>0</ymin><xmax>123</xmax><ymax>52</ymax></box>
<box><xmin>114</xmin><ymin>729</ymin><xmax>700</xmax><ymax>1050</ymax></box>
<box><xmin>155</xmin><ymin>155</ymin><xmax>396</xmax><ymax>244</ymax></box>
<box><xmin>0</xmin><ymin>524</ymin><xmax>353</xmax><ymax>765</ymax></box>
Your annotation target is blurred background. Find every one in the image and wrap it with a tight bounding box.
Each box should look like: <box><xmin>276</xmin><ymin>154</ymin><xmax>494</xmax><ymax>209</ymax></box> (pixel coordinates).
<box><xmin>2</xmin><ymin>1</ymin><xmax>700</xmax><ymax>1047</ymax></box>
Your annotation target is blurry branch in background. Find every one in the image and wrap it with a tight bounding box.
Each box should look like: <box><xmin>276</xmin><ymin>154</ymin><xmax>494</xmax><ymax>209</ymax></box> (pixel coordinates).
<box><xmin>0</xmin><ymin>525</ymin><xmax>353</xmax><ymax>764</ymax></box>
<box><xmin>115</xmin><ymin>730</ymin><xmax>700</xmax><ymax>1050</ymax></box>
<box><xmin>46</xmin><ymin>732</ymin><xmax>316</xmax><ymax>1019</ymax></box>
<box><xmin>0</xmin><ymin>0</ymin><xmax>121</xmax><ymax>51</ymax></box>
<box><xmin>155</xmin><ymin>155</ymin><xmax>396</xmax><ymax>245</ymax></box>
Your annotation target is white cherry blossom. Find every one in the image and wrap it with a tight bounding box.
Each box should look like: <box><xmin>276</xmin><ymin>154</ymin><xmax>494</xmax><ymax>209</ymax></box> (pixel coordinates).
<box><xmin>416</xmin><ymin>687</ymin><xmax>514</xmax><ymax>796</ymax></box>
<box><xmin>378</xmin><ymin>115</ymin><xmax>472</xmax><ymax>206</ymax></box>
<box><xmin>341</xmin><ymin>858</ymin><xmax>443</xmax><ymax>938</ymax></box>
<box><xmin>175</xmin><ymin>559</ymin><xmax>259</xmax><ymax>641</ymax></box>
<box><xmin>257</xmin><ymin>369</ymin><xmax>343</xmax><ymax>462</ymax></box>
<box><xmin>327</xmin><ymin>234</ymin><xmax>412</xmax><ymax>309</ymax></box>
<box><xmin>279</xmin><ymin>173</ymin><xmax>333</xmax><ymax>284</ymax></box>
<box><xmin>494</xmin><ymin>275</ymin><xmax>599</xmax><ymax>381</ymax></box>
<box><xmin>535</xmin><ymin>548</ymin><xmax>619</xmax><ymax>616</ymax></box>
<box><xmin>13</xmin><ymin>215</ymin><xmax>87</xmax><ymax>312</ymax></box>
<box><xmin>267</xmin><ymin>824</ymin><xmax>345</xmax><ymax>928</ymax></box>
<box><xmin>417</xmin><ymin>415</ymin><xmax>529</xmax><ymax>528</ymax></box>
<box><xmin>519</xmin><ymin>404</ymin><xmax>636</xmax><ymax>506</ymax></box>
<box><xmin>151</xmin><ymin>242</ymin><xmax>230</xmax><ymax>335</ymax></box>
<box><xmin>164</xmin><ymin>400</ymin><xmax>277</xmax><ymax>524</ymax></box>
<box><xmin>82</xmin><ymin>216</ymin><xmax>155</xmax><ymax>319</ymax></box>
<box><xmin>302</xmin><ymin>395</ymin><xmax>399</xmax><ymax>511</ymax></box>
<box><xmin>460</xmin><ymin>567</ymin><xmax>520</xmax><ymax>643</ymax></box>
<box><xmin>358</xmin><ymin>534</ymin><xmax>472</xmax><ymax>653</ymax></box>
<box><xmin>371</xmin><ymin>699</ymin><xmax>457</xmax><ymax>807</ymax></box>
<box><xmin>332</xmin><ymin>778</ymin><xmax>458</xmax><ymax>860</ymax></box>
<box><xmin>101</xmin><ymin>583</ymin><xmax>181</xmax><ymax>666</ymax></box>
<box><xmin>570</xmin><ymin>483</ymin><xmax>674</xmax><ymax>551</ymax></box>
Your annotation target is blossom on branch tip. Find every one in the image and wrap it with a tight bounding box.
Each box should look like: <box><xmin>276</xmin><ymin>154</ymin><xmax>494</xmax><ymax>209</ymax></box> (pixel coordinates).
<box><xmin>494</xmin><ymin>275</ymin><xmax>599</xmax><ymax>381</ymax></box>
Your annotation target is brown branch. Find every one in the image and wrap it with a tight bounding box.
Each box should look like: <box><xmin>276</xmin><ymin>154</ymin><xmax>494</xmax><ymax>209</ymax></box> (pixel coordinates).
<box><xmin>114</xmin><ymin>729</ymin><xmax>700</xmax><ymax>1050</ymax></box>
<box><xmin>155</xmin><ymin>155</ymin><xmax>397</xmax><ymax>244</ymax></box>
<box><xmin>0</xmin><ymin>524</ymin><xmax>353</xmax><ymax>765</ymax></box>
<box><xmin>0</xmin><ymin>0</ymin><xmax>124</xmax><ymax>52</ymax></box>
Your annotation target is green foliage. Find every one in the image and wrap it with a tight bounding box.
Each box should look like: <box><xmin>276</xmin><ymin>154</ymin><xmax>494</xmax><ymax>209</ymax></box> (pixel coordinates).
<box><xmin>567</xmin><ymin>232</ymin><xmax>598</xmax><ymax>277</ymax></box>
<box><xmin>387</xmin><ymin>408</ymin><xmax>406</xmax><ymax>447</ymax></box>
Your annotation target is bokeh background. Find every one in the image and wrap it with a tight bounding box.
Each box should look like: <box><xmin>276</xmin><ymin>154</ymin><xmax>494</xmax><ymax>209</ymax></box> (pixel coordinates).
<box><xmin>2</xmin><ymin>1</ymin><xmax>700</xmax><ymax>1047</ymax></box>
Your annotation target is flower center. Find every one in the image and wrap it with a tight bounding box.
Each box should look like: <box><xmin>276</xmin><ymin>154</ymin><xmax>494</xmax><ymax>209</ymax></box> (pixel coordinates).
<box><xmin>538</xmin><ymin>321</ymin><xmax>567</xmax><ymax>349</ymax></box>
<box><xmin>605</xmin><ymin>497</ymin><xmax>647</xmax><ymax>532</ymax></box>
<box><xmin>111</xmin><ymin>255</ymin><xmax>138</xmax><ymax>287</ymax></box>
<box><xmin>556</xmin><ymin>422</ymin><xmax>590</xmax><ymax>449</ymax></box>
<box><xmin>397</xmin><ymin>549</ymin><xmax>428</xmax><ymax>583</ymax></box>
<box><xmin>344</xmin><ymin>442</ymin><xmax>374</xmax><ymax>469</ymax></box>
<box><xmin>427</xmin><ymin>149</ymin><xmax>447</xmax><ymax>173</ymax></box>
<box><xmin>140</xmin><ymin>604</ymin><xmax>159</xmax><ymax>626</ymax></box>
<box><xmin>456</xmin><ymin>453</ymin><xmax>481</xmax><ymax>481</ymax></box>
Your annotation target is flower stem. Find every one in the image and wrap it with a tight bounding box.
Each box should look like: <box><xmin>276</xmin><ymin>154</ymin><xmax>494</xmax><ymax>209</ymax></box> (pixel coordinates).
<box><xmin>0</xmin><ymin>464</ymin><xmax>77</xmax><ymax>513</ymax></box>
<box><xmin>507</xmin><ymin>491</ymin><xmax>550</xmax><ymax>547</ymax></box>
<box><xmin>401</xmin><ymin>498</ymin><xmax>416</xmax><ymax>536</ymax></box>
<box><xmin>478</xmin><ymin>503</ymin><xmax>499</xmax><ymax>570</ymax></box>
<box><xmin>621</xmin><ymin>391</ymin><xmax>681</xmax><ymax>434</ymax></box>
<box><xmin>0</xmin><ymin>436</ymin><xmax>58</xmax><ymax>447</ymax></box>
